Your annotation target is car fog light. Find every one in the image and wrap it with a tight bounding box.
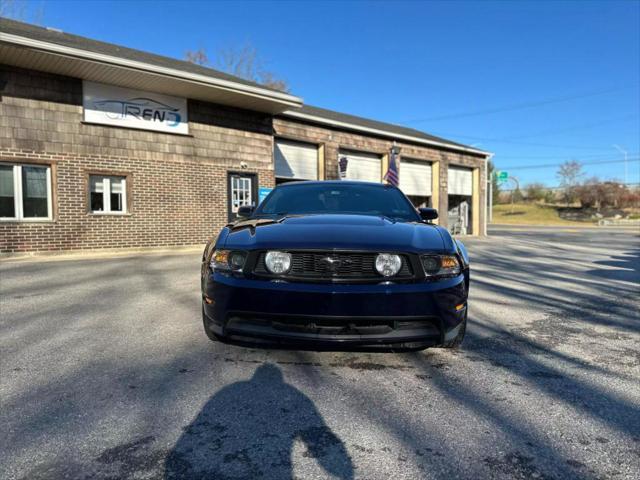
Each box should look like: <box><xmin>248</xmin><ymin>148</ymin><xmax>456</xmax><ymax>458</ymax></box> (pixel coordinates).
<box><xmin>375</xmin><ymin>253</ymin><xmax>402</xmax><ymax>277</ymax></box>
<box><xmin>229</xmin><ymin>252</ymin><xmax>247</xmax><ymax>270</ymax></box>
<box><xmin>265</xmin><ymin>251</ymin><xmax>291</xmax><ymax>274</ymax></box>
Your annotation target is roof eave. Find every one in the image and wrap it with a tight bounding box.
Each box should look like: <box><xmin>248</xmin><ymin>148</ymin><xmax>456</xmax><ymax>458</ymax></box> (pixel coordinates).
<box><xmin>0</xmin><ymin>31</ymin><xmax>304</xmax><ymax>112</ymax></box>
<box><xmin>281</xmin><ymin>110</ymin><xmax>492</xmax><ymax>157</ymax></box>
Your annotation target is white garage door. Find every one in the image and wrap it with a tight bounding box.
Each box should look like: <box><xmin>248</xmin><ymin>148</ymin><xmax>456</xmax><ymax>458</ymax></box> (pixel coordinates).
<box><xmin>340</xmin><ymin>150</ymin><xmax>381</xmax><ymax>182</ymax></box>
<box><xmin>448</xmin><ymin>166</ymin><xmax>473</xmax><ymax>195</ymax></box>
<box><xmin>400</xmin><ymin>158</ymin><xmax>432</xmax><ymax>196</ymax></box>
<box><xmin>275</xmin><ymin>139</ymin><xmax>318</xmax><ymax>180</ymax></box>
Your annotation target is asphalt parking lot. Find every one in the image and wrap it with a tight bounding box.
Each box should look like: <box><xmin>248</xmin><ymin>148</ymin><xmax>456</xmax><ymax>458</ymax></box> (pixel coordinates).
<box><xmin>1</xmin><ymin>227</ymin><xmax>639</xmax><ymax>480</ymax></box>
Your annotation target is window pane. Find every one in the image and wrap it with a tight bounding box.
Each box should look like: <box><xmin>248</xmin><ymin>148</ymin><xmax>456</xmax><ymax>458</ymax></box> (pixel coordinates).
<box><xmin>90</xmin><ymin>176</ymin><xmax>104</xmax><ymax>193</ymax></box>
<box><xmin>109</xmin><ymin>177</ymin><xmax>124</xmax><ymax>212</ymax></box>
<box><xmin>0</xmin><ymin>165</ymin><xmax>15</xmax><ymax>217</ymax></box>
<box><xmin>90</xmin><ymin>175</ymin><xmax>126</xmax><ymax>213</ymax></box>
<box><xmin>110</xmin><ymin>177</ymin><xmax>124</xmax><ymax>194</ymax></box>
<box><xmin>90</xmin><ymin>176</ymin><xmax>104</xmax><ymax>211</ymax></box>
<box><xmin>21</xmin><ymin>166</ymin><xmax>48</xmax><ymax>218</ymax></box>
<box><xmin>91</xmin><ymin>192</ymin><xmax>104</xmax><ymax>211</ymax></box>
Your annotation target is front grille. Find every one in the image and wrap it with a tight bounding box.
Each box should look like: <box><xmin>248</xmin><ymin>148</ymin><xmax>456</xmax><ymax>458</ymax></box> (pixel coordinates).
<box><xmin>254</xmin><ymin>251</ymin><xmax>414</xmax><ymax>281</ymax></box>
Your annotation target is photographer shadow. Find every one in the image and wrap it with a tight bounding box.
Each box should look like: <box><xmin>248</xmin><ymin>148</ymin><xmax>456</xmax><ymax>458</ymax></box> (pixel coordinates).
<box><xmin>164</xmin><ymin>363</ymin><xmax>353</xmax><ymax>479</ymax></box>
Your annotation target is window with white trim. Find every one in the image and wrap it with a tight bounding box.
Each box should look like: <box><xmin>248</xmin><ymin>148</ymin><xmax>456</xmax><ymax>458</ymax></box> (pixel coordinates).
<box><xmin>90</xmin><ymin>175</ymin><xmax>127</xmax><ymax>214</ymax></box>
<box><xmin>230</xmin><ymin>176</ymin><xmax>253</xmax><ymax>214</ymax></box>
<box><xmin>0</xmin><ymin>164</ymin><xmax>52</xmax><ymax>221</ymax></box>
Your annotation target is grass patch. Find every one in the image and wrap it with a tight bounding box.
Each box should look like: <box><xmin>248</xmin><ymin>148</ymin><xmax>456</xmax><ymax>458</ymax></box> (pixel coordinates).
<box><xmin>491</xmin><ymin>203</ymin><xmax>592</xmax><ymax>226</ymax></box>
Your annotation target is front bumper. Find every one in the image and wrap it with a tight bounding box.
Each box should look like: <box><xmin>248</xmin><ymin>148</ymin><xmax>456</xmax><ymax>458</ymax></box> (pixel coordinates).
<box><xmin>203</xmin><ymin>271</ymin><xmax>467</xmax><ymax>347</ymax></box>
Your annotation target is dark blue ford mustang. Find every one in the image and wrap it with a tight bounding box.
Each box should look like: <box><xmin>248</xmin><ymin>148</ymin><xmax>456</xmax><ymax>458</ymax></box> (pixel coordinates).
<box><xmin>201</xmin><ymin>181</ymin><xmax>470</xmax><ymax>350</ymax></box>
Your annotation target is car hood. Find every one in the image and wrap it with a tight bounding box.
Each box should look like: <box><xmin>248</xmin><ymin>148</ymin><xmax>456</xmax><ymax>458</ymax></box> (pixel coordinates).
<box><xmin>223</xmin><ymin>214</ymin><xmax>447</xmax><ymax>252</ymax></box>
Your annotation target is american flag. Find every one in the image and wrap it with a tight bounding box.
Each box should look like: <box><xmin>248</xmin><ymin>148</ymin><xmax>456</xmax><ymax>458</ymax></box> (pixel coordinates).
<box><xmin>384</xmin><ymin>148</ymin><xmax>400</xmax><ymax>186</ymax></box>
<box><xmin>338</xmin><ymin>156</ymin><xmax>348</xmax><ymax>179</ymax></box>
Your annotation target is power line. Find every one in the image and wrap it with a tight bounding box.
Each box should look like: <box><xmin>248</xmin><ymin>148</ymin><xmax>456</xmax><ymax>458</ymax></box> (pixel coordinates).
<box><xmin>428</xmin><ymin>131</ymin><xmax>617</xmax><ymax>150</ymax></box>
<box><xmin>499</xmin><ymin>157</ymin><xmax>640</xmax><ymax>170</ymax></box>
<box><xmin>400</xmin><ymin>84</ymin><xmax>638</xmax><ymax>123</ymax></box>
<box><xmin>492</xmin><ymin>152</ymin><xmax>640</xmax><ymax>160</ymax></box>
<box><xmin>492</xmin><ymin>114</ymin><xmax>638</xmax><ymax>141</ymax></box>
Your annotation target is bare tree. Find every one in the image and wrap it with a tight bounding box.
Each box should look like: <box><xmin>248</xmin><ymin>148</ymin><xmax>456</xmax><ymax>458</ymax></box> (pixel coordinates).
<box><xmin>184</xmin><ymin>44</ymin><xmax>289</xmax><ymax>93</ymax></box>
<box><xmin>184</xmin><ymin>48</ymin><xmax>209</xmax><ymax>66</ymax></box>
<box><xmin>488</xmin><ymin>161</ymin><xmax>500</xmax><ymax>205</ymax></box>
<box><xmin>257</xmin><ymin>71</ymin><xmax>289</xmax><ymax>94</ymax></box>
<box><xmin>0</xmin><ymin>0</ymin><xmax>26</xmax><ymax>19</ymax></box>
<box><xmin>0</xmin><ymin>0</ymin><xmax>44</xmax><ymax>23</ymax></box>
<box><xmin>525</xmin><ymin>182</ymin><xmax>548</xmax><ymax>202</ymax></box>
<box><xmin>557</xmin><ymin>160</ymin><xmax>583</xmax><ymax>205</ymax></box>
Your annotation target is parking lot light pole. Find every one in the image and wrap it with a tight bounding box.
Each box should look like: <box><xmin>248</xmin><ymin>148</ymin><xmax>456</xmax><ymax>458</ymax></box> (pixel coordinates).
<box><xmin>613</xmin><ymin>144</ymin><xmax>628</xmax><ymax>186</ymax></box>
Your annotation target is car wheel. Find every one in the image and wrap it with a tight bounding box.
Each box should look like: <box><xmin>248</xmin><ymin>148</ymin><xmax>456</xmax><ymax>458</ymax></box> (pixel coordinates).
<box><xmin>440</xmin><ymin>312</ymin><xmax>467</xmax><ymax>349</ymax></box>
<box><xmin>202</xmin><ymin>303</ymin><xmax>223</xmax><ymax>342</ymax></box>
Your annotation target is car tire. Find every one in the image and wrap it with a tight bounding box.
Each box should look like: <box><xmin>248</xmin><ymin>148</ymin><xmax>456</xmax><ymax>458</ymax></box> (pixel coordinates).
<box><xmin>202</xmin><ymin>303</ymin><xmax>223</xmax><ymax>342</ymax></box>
<box><xmin>440</xmin><ymin>312</ymin><xmax>467</xmax><ymax>349</ymax></box>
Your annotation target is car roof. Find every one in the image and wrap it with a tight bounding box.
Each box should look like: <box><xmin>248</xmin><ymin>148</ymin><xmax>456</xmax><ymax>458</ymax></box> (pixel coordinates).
<box><xmin>276</xmin><ymin>180</ymin><xmax>395</xmax><ymax>188</ymax></box>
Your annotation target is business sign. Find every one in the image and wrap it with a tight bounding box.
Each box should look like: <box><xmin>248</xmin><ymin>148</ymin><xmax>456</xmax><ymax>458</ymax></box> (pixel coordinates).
<box><xmin>258</xmin><ymin>187</ymin><xmax>273</xmax><ymax>204</ymax></box>
<box><xmin>83</xmin><ymin>81</ymin><xmax>188</xmax><ymax>134</ymax></box>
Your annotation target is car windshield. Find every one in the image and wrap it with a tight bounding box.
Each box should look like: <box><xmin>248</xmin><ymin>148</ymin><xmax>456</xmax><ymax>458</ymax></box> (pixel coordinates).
<box><xmin>254</xmin><ymin>183</ymin><xmax>420</xmax><ymax>222</ymax></box>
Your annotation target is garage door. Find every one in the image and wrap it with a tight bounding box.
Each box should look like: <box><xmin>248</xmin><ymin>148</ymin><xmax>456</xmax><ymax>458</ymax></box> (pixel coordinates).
<box><xmin>340</xmin><ymin>150</ymin><xmax>381</xmax><ymax>182</ymax></box>
<box><xmin>399</xmin><ymin>158</ymin><xmax>432</xmax><ymax>196</ymax></box>
<box><xmin>448</xmin><ymin>166</ymin><xmax>473</xmax><ymax>195</ymax></box>
<box><xmin>275</xmin><ymin>139</ymin><xmax>318</xmax><ymax>180</ymax></box>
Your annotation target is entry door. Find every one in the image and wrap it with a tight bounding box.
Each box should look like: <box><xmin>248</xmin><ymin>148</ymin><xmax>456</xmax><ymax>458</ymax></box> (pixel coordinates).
<box><xmin>228</xmin><ymin>172</ymin><xmax>257</xmax><ymax>221</ymax></box>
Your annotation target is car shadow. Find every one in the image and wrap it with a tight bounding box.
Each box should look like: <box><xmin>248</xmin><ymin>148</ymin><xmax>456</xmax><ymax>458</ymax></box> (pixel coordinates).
<box><xmin>164</xmin><ymin>363</ymin><xmax>354</xmax><ymax>479</ymax></box>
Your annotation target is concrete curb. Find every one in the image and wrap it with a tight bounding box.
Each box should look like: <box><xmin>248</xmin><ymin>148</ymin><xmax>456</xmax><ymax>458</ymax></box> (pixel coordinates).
<box><xmin>0</xmin><ymin>245</ymin><xmax>206</xmax><ymax>263</ymax></box>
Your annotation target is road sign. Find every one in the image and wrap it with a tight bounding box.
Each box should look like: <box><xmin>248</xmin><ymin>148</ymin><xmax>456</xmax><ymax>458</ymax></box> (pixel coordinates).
<box><xmin>496</xmin><ymin>171</ymin><xmax>508</xmax><ymax>182</ymax></box>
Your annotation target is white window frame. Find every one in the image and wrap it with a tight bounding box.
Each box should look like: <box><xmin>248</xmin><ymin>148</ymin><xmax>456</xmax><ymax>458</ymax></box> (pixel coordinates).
<box><xmin>0</xmin><ymin>163</ymin><xmax>52</xmax><ymax>222</ymax></box>
<box><xmin>230</xmin><ymin>175</ymin><xmax>253</xmax><ymax>214</ymax></box>
<box><xmin>89</xmin><ymin>175</ymin><xmax>127</xmax><ymax>214</ymax></box>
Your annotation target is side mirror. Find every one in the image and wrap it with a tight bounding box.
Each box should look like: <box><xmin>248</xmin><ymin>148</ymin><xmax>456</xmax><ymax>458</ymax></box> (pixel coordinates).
<box><xmin>237</xmin><ymin>205</ymin><xmax>255</xmax><ymax>218</ymax></box>
<box><xmin>418</xmin><ymin>207</ymin><xmax>438</xmax><ymax>222</ymax></box>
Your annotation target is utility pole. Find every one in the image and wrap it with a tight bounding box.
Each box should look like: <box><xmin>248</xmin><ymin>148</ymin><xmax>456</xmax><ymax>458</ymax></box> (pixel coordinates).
<box><xmin>488</xmin><ymin>178</ymin><xmax>493</xmax><ymax>223</ymax></box>
<box><xmin>613</xmin><ymin>144</ymin><xmax>628</xmax><ymax>186</ymax></box>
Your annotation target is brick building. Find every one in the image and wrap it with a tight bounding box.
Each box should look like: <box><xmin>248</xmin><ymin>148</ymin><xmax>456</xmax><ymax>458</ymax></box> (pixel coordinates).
<box><xmin>0</xmin><ymin>18</ymin><xmax>490</xmax><ymax>254</ymax></box>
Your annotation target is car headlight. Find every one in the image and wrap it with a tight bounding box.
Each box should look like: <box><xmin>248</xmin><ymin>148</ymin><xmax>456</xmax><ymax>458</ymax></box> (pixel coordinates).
<box><xmin>210</xmin><ymin>249</ymin><xmax>247</xmax><ymax>272</ymax></box>
<box><xmin>265</xmin><ymin>251</ymin><xmax>292</xmax><ymax>274</ymax></box>
<box><xmin>375</xmin><ymin>253</ymin><xmax>402</xmax><ymax>277</ymax></box>
<box><xmin>421</xmin><ymin>255</ymin><xmax>461</xmax><ymax>278</ymax></box>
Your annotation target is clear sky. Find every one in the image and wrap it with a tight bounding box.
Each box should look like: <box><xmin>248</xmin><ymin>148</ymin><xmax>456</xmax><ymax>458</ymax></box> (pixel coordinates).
<box><xmin>7</xmin><ymin>0</ymin><xmax>640</xmax><ymax>187</ymax></box>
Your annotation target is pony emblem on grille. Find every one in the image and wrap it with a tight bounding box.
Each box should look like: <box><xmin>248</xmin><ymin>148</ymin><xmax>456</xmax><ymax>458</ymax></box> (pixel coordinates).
<box><xmin>319</xmin><ymin>256</ymin><xmax>353</xmax><ymax>272</ymax></box>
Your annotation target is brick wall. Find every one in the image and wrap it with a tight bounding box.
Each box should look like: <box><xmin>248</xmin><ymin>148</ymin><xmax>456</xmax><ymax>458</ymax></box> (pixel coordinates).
<box><xmin>0</xmin><ymin>66</ymin><xmax>275</xmax><ymax>253</ymax></box>
<box><xmin>273</xmin><ymin>117</ymin><xmax>487</xmax><ymax>232</ymax></box>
